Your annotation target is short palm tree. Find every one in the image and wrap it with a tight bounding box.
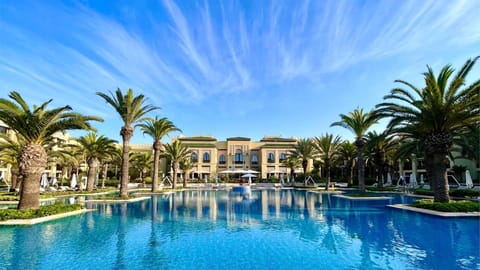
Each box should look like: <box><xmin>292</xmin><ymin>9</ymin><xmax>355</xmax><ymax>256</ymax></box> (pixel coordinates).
<box><xmin>337</xmin><ymin>141</ymin><xmax>357</xmax><ymax>186</ymax></box>
<box><xmin>314</xmin><ymin>134</ymin><xmax>342</xmax><ymax>190</ymax></box>
<box><xmin>0</xmin><ymin>134</ymin><xmax>22</xmax><ymax>189</ymax></box>
<box><xmin>376</xmin><ymin>57</ymin><xmax>479</xmax><ymax>202</ymax></box>
<box><xmin>0</xmin><ymin>91</ymin><xmax>100</xmax><ymax>209</ymax></box>
<box><xmin>131</xmin><ymin>152</ymin><xmax>154</xmax><ymax>187</ymax></box>
<box><xmin>97</xmin><ymin>88</ymin><xmax>158</xmax><ymax>198</ymax></box>
<box><xmin>331</xmin><ymin>108</ymin><xmax>379</xmax><ymax>193</ymax></box>
<box><xmin>365</xmin><ymin>131</ymin><xmax>396</xmax><ymax>188</ymax></box>
<box><xmin>282</xmin><ymin>155</ymin><xmax>301</xmax><ymax>185</ymax></box>
<box><xmin>161</xmin><ymin>141</ymin><xmax>191</xmax><ymax>189</ymax></box>
<box><xmin>137</xmin><ymin>116</ymin><xmax>181</xmax><ymax>192</ymax></box>
<box><xmin>291</xmin><ymin>138</ymin><xmax>317</xmax><ymax>186</ymax></box>
<box><xmin>179</xmin><ymin>158</ymin><xmax>193</xmax><ymax>188</ymax></box>
<box><xmin>73</xmin><ymin>132</ymin><xmax>117</xmax><ymax>191</ymax></box>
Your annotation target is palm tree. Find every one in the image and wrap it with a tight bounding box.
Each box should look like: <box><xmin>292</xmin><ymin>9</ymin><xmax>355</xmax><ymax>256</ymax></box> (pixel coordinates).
<box><xmin>365</xmin><ymin>131</ymin><xmax>396</xmax><ymax>188</ymax></box>
<box><xmin>0</xmin><ymin>134</ymin><xmax>22</xmax><ymax>190</ymax></box>
<box><xmin>0</xmin><ymin>91</ymin><xmax>100</xmax><ymax>209</ymax></box>
<box><xmin>290</xmin><ymin>138</ymin><xmax>317</xmax><ymax>186</ymax></box>
<box><xmin>97</xmin><ymin>88</ymin><xmax>158</xmax><ymax>198</ymax></box>
<box><xmin>282</xmin><ymin>155</ymin><xmax>301</xmax><ymax>185</ymax></box>
<box><xmin>376</xmin><ymin>57</ymin><xmax>479</xmax><ymax>202</ymax></box>
<box><xmin>331</xmin><ymin>108</ymin><xmax>379</xmax><ymax>193</ymax></box>
<box><xmin>314</xmin><ymin>134</ymin><xmax>342</xmax><ymax>190</ymax></box>
<box><xmin>337</xmin><ymin>141</ymin><xmax>357</xmax><ymax>186</ymax></box>
<box><xmin>161</xmin><ymin>141</ymin><xmax>191</xmax><ymax>189</ymax></box>
<box><xmin>137</xmin><ymin>116</ymin><xmax>181</xmax><ymax>192</ymax></box>
<box><xmin>100</xmin><ymin>147</ymin><xmax>122</xmax><ymax>188</ymax></box>
<box><xmin>179</xmin><ymin>158</ymin><xmax>193</xmax><ymax>188</ymax></box>
<box><xmin>73</xmin><ymin>132</ymin><xmax>117</xmax><ymax>191</ymax></box>
<box><xmin>131</xmin><ymin>152</ymin><xmax>154</xmax><ymax>187</ymax></box>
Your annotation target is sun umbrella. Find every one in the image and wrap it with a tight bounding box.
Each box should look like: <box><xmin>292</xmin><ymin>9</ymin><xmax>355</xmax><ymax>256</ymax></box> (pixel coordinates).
<box><xmin>386</xmin><ymin>173</ymin><xmax>392</xmax><ymax>185</ymax></box>
<box><xmin>410</xmin><ymin>173</ymin><xmax>417</xmax><ymax>188</ymax></box>
<box><xmin>40</xmin><ymin>173</ymin><xmax>49</xmax><ymax>188</ymax></box>
<box><xmin>465</xmin><ymin>170</ymin><xmax>473</xmax><ymax>189</ymax></box>
<box><xmin>70</xmin><ymin>173</ymin><xmax>77</xmax><ymax>188</ymax></box>
<box><xmin>51</xmin><ymin>175</ymin><xmax>58</xmax><ymax>186</ymax></box>
<box><xmin>241</xmin><ymin>173</ymin><xmax>256</xmax><ymax>185</ymax></box>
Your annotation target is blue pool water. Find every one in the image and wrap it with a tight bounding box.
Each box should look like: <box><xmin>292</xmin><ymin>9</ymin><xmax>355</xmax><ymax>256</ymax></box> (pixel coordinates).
<box><xmin>0</xmin><ymin>190</ymin><xmax>479</xmax><ymax>270</ymax></box>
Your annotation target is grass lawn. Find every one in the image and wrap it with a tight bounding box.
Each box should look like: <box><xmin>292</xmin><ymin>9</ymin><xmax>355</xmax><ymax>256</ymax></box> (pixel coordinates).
<box><xmin>412</xmin><ymin>199</ymin><xmax>480</xmax><ymax>213</ymax></box>
<box><xmin>0</xmin><ymin>203</ymin><xmax>83</xmax><ymax>221</ymax></box>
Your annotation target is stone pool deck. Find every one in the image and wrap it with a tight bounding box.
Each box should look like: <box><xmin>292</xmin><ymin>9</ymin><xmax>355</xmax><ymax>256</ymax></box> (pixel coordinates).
<box><xmin>388</xmin><ymin>204</ymin><xmax>480</xmax><ymax>217</ymax></box>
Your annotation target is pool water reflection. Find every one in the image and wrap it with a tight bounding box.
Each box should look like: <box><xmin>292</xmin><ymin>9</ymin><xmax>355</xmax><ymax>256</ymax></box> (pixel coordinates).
<box><xmin>0</xmin><ymin>190</ymin><xmax>478</xmax><ymax>270</ymax></box>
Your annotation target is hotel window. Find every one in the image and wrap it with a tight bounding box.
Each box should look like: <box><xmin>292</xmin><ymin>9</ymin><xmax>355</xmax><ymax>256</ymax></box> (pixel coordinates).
<box><xmin>203</xmin><ymin>152</ymin><xmax>210</xmax><ymax>163</ymax></box>
<box><xmin>234</xmin><ymin>150</ymin><xmax>244</xmax><ymax>164</ymax></box>
<box><xmin>279</xmin><ymin>153</ymin><xmax>286</xmax><ymax>162</ymax></box>
<box><xmin>191</xmin><ymin>152</ymin><xmax>198</xmax><ymax>163</ymax></box>
<box><xmin>267</xmin><ymin>152</ymin><xmax>275</xmax><ymax>163</ymax></box>
<box><xmin>251</xmin><ymin>153</ymin><xmax>258</xmax><ymax>164</ymax></box>
<box><xmin>219</xmin><ymin>154</ymin><xmax>226</xmax><ymax>164</ymax></box>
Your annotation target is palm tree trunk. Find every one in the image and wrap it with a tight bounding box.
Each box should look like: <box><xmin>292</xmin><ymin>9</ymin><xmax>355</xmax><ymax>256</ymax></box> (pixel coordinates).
<box><xmin>102</xmin><ymin>163</ymin><xmax>108</xmax><ymax>189</ymax></box>
<box><xmin>431</xmin><ymin>151</ymin><xmax>450</xmax><ymax>202</ymax></box>
<box><xmin>120</xmin><ymin>126</ymin><xmax>133</xmax><ymax>198</ymax></box>
<box><xmin>302</xmin><ymin>160</ymin><xmax>308</xmax><ymax>186</ymax></box>
<box><xmin>87</xmin><ymin>157</ymin><xmax>99</xmax><ymax>192</ymax></box>
<box><xmin>356</xmin><ymin>139</ymin><xmax>365</xmax><ymax>193</ymax></box>
<box><xmin>325</xmin><ymin>159</ymin><xmax>331</xmax><ymax>191</ymax></box>
<box><xmin>152</xmin><ymin>142</ymin><xmax>161</xmax><ymax>192</ymax></box>
<box><xmin>18</xmin><ymin>144</ymin><xmax>47</xmax><ymax>210</ymax></box>
<box><xmin>348</xmin><ymin>163</ymin><xmax>354</xmax><ymax>186</ymax></box>
<box><xmin>172</xmin><ymin>163</ymin><xmax>177</xmax><ymax>189</ymax></box>
<box><xmin>183</xmin><ymin>172</ymin><xmax>187</xmax><ymax>188</ymax></box>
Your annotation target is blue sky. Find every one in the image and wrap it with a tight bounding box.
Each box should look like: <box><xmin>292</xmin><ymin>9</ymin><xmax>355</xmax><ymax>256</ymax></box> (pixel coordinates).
<box><xmin>1</xmin><ymin>0</ymin><xmax>479</xmax><ymax>144</ymax></box>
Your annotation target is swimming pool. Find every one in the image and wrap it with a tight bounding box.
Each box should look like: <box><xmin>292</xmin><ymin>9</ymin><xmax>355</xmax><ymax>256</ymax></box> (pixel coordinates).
<box><xmin>0</xmin><ymin>189</ymin><xmax>478</xmax><ymax>269</ymax></box>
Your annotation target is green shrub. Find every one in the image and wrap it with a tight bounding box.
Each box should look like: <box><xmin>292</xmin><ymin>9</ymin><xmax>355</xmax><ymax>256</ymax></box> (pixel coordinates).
<box><xmin>103</xmin><ymin>179</ymin><xmax>120</xmax><ymax>187</ymax></box>
<box><xmin>450</xmin><ymin>189</ymin><xmax>480</xmax><ymax>198</ymax></box>
<box><xmin>412</xmin><ymin>199</ymin><xmax>480</xmax><ymax>212</ymax></box>
<box><xmin>413</xmin><ymin>189</ymin><xmax>434</xmax><ymax>196</ymax></box>
<box><xmin>0</xmin><ymin>203</ymin><xmax>84</xmax><ymax>221</ymax></box>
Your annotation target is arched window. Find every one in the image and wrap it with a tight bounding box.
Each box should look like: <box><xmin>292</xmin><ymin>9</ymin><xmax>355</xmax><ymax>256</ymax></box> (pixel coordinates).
<box><xmin>234</xmin><ymin>150</ymin><xmax>244</xmax><ymax>164</ymax></box>
<box><xmin>267</xmin><ymin>152</ymin><xmax>275</xmax><ymax>163</ymax></box>
<box><xmin>279</xmin><ymin>152</ymin><xmax>286</xmax><ymax>161</ymax></box>
<box><xmin>191</xmin><ymin>152</ymin><xmax>198</xmax><ymax>163</ymax></box>
<box><xmin>251</xmin><ymin>153</ymin><xmax>258</xmax><ymax>164</ymax></box>
<box><xmin>203</xmin><ymin>152</ymin><xmax>210</xmax><ymax>163</ymax></box>
<box><xmin>219</xmin><ymin>154</ymin><xmax>226</xmax><ymax>164</ymax></box>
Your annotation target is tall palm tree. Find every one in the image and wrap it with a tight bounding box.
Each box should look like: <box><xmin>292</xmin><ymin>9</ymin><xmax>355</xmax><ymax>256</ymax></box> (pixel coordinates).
<box><xmin>131</xmin><ymin>152</ymin><xmax>154</xmax><ymax>187</ymax></box>
<box><xmin>282</xmin><ymin>155</ymin><xmax>301</xmax><ymax>185</ymax></box>
<box><xmin>314</xmin><ymin>134</ymin><xmax>342</xmax><ymax>190</ymax></box>
<box><xmin>290</xmin><ymin>138</ymin><xmax>317</xmax><ymax>186</ymax></box>
<box><xmin>376</xmin><ymin>57</ymin><xmax>479</xmax><ymax>202</ymax></box>
<box><xmin>97</xmin><ymin>88</ymin><xmax>158</xmax><ymax>198</ymax></box>
<box><xmin>137</xmin><ymin>116</ymin><xmax>181</xmax><ymax>192</ymax></box>
<box><xmin>161</xmin><ymin>141</ymin><xmax>191</xmax><ymax>189</ymax></box>
<box><xmin>337</xmin><ymin>141</ymin><xmax>357</xmax><ymax>186</ymax></box>
<box><xmin>365</xmin><ymin>131</ymin><xmax>396</xmax><ymax>188</ymax></box>
<box><xmin>0</xmin><ymin>91</ymin><xmax>100</xmax><ymax>209</ymax></box>
<box><xmin>331</xmin><ymin>108</ymin><xmax>379</xmax><ymax>193</ymax></box>
<box><xmin>73</xmin><ymin>132</ymin><xmax>117</xmax><ymax>191</ymax></box>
